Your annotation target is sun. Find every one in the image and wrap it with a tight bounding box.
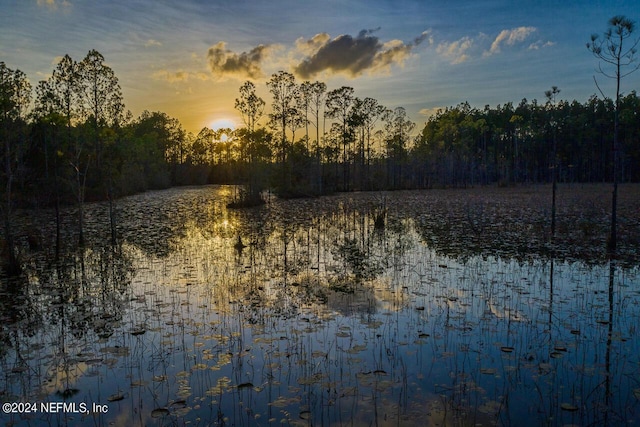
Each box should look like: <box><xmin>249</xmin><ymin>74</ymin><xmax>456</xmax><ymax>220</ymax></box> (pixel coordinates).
<box><xmin>209</xmin><ymin>118</ymin><xmax>237</xmax><ymax>131</ymax></box>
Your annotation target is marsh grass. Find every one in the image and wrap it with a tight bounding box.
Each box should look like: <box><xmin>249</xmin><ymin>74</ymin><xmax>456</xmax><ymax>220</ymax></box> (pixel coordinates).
<box><xmin>1</xmin><ymin>184</ymin><xmax>639</xmax><ymax>426</ymax></box>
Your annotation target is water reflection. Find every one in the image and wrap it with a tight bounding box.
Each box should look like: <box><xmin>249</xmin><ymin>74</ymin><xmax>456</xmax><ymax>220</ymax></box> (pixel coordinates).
<box><xmin>1</xmin><ymin>186</ymin><xmax>639</xmax><ymax>426</ymax></box>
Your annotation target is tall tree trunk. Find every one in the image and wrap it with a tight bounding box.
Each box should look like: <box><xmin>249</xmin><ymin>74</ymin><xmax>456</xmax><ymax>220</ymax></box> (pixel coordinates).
<box><xmin>3</xmin><ymin>137</ymin><xmax>20</xmax><ymax>275</ymax></box>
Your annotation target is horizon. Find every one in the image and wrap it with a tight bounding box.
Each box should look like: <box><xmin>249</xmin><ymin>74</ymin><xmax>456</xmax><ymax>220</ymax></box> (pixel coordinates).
<box><xmin>1</xmin><ymin>0</ymin><xmax>639</xmax><ymax>134</ymax></box>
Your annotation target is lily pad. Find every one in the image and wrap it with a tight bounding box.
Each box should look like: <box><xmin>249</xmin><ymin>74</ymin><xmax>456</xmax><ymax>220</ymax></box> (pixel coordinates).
<box><xmin>560</xmin><ymin>403</ymin><xmax>579</xmax><ymax>412</ymax></box>
<box><xmin>107</xmin><ymin>392</ymin><xmax>125</xmax><ymax>402</ymax></box>
<box><xmin>299</xmin><ymin>410</ymin><xmax>311</xmax><ymax>420</ymax></box>
<box><xmin>151</xmin><ymin>408</ymin><xmax>170</xmax><ymax>418</ymax></box>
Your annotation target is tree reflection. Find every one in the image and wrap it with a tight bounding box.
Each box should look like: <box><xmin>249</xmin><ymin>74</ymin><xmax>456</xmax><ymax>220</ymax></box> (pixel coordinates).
<box><xmin>604</xmin><ymin>260</ymin><xmax>615</xmax><ymax>425</ymax></box>
<box><xmin>0</xmin><ymin>273</ymin><xmax>42</xmax><ymax>383</ymax></box>
<box><xmin>0</xmin><ymin>242</ymin><xmax>133</xmax><ymax>402</ymax></box>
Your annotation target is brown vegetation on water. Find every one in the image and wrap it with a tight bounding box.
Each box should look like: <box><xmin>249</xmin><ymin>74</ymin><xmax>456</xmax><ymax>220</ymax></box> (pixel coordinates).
<box><xmin>375</xmin><ymin>183</ymin><xmax>640</xmax><ymax>265</ymax></box>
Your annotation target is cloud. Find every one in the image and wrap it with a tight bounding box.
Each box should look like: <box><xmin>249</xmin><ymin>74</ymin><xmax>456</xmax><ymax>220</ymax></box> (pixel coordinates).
<box><xmin>145</xmin><ymin>39</ymin><xmax>162</xmax><ymax>48</ymax></box>
<box><xmin>295</xmin><ymin>33</ymin><xmax>331</xmax><ymax>56</ymax></box>
<box><xmin>485</xmin><ymin>26</ymin><xmax>537</xmax><ymax>56</ymax></box>
<box><xmin>437</xmin><ymin>36</ymin><xmax>474</xmax><ymax>64</ymax></box>
<box><xmin>37</xmin><ymin>0</ymin><xmax>71</xmax><ymax>9</ymax></box>
<box><xmin>433</xmin><ymin>28</ymin><xmax>551</xmax><ymax>64</ymax></box>
<box><xmin>528</xmin><ymin>40</ymin><xmax>555</xmax><ymax>50</ymax></box>
<box><xmin>153</xmin><ymin>69</ymin><xmax>209</xmax><ymax>83</ymax></box>
<box><xmin>207</xmin><ymin>42</ymin><xmax>272</xmax><ymax>80</ymax></box>
<box><xmin>413</xmin><ymin>30</ymin><xmax>434</xmax><ymax>47</ymax></box>
<box><xmin>372</xmin><ymin>39</ymin><xmax>414</xmax><ymax>72</ymax></box>
<box><xmin>293</xmin><ymin>29</ymin><xmax>431</xmax><ymax>79</ymax></box>
<box><xmin>419</xmin><ymin>107</ymin><xmax>445</xmax><ymax>119</ymax></box>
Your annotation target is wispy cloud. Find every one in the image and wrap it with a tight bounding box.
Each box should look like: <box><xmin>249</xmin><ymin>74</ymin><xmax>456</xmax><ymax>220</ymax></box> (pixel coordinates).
<box><xmin>436</xmin><ymin>36</ymin><xmax>474</xmax><ymax>64</ymax></box>
<box><xmin>36</xmin><ymin>0</ymin><xmax>71</xmax><ymax>10</ymax></box>
<box><xmin>153</xmin><ymin>69</ymin><xmax>209</xmax><ymax>83</ymax></box>
<box><xmin>293</xmin><ymin>29</ymin><xmax>431</xmax><ymax>79</ymax></box>
<box><xmin>433</xmin><ymin>27</ymin><xmax>553</xmax><ymax>63</ymax></box>
<box><xmin>207</xmin><ymin>42</ymin><xmax>273</xmax><ymax>80</ymax></box>
<box><xmin>528</xmin><ymin>40</ymin><xmax>555</xmax><ymax>50</ymax></box>
<box><xmin>145</xmin><ymin>39</ymin><xmax>162</xmax><ymax>48</ymax></box>
<box><xmin>485</xmin><ymin>26</ymin><xmax>537</xmax><ymax>56</ymax></box>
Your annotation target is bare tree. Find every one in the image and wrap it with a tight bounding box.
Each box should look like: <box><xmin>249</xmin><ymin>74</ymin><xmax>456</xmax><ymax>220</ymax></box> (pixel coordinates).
<box><xmin>587</xmin><ymin>15</ymin><xmax>639</xmax><ymax>255</ymax></box>
<box><xmin>545</xmin><ymin>86</ymin><xmax>560</xmax><ymax>239</ymax></box>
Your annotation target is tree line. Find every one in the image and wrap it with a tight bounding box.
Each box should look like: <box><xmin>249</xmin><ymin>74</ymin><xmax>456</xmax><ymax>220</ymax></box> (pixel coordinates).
<box><xmin>1</xmin><ymin>19</ymin><xmax>638</xmax><ymax>272</ymax></box>
<box><xmin>413</xmin><ymin>94</ymin><xmax>639</xmax><ymax>187</ymax></box>
<box><xmin>201</xmin><ymin>76</ymin><xmax>640</xmax><ymax>195</ymax></box>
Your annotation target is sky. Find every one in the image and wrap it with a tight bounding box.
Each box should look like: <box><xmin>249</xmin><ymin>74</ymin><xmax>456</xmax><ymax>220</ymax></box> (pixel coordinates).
<box><xmin>1</xmin><ymin>0</ymin><xmax>639</xmax><ymax>134</ymax></box>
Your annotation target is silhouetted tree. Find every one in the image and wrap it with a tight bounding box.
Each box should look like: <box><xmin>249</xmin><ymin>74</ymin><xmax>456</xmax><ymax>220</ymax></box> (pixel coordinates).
<box><xmin>0</xmin><ymin>62</ymin><xmax>31</xmax><ymax>274</ymax></box>
<box><xmin>267</xmin><ymin>71</ymin><xmax>298</xmax><ymax>193</ymax></box>
<box><xmin>306</xmin><ymin>81</ymin><xmax>326</xmax><ymax>193</ymax></box>
<box><xmin>77</xmin><ymin>49</ymin><xmax>124</xmax><ymax>245</ymax></box>
<box><xmin>191</xmin><ymin>127</ymin><xmax>214</xmax><ymax>166</ymax></box>
<box><xmin>360</xmin><ymin>97</ymin><xmax>386</xmax><ymax>189</ymax></box>
<box><xmin>545</xmin><ymin>86</ymin><xmax>561</xmax><ymax>238</ymax></box>
<box><xmin>384</xmin><ymin>107</ymin><xmax>414</xmax><ymax>189</ymax></box>
<box><xmin>129</xmin><ymin>110</ymin><xmax>181</xmax><ymax>189</ymax></box>
<box><xmin>45</xmin><ymin>54</ymin><xmax>90</xmax><ymax>245</ymax></box>
<box><xmin>325</xmin><ymin>86</ymin><xmax>355</xmax><ymax>191</ymax></box>
<box><xmin>32</xmin><ymin>80</ymin><xmax>67</xmax><ymax>257</ymax></box>
<box><xmin>234</xmin><ymin>81</ymin><xmax>266</xmax><ymax>204</ymax></box>
<box><xmin>587</xmin><ymin>15</ymin><xmax>639</xmax><ymax>255</ymax></box>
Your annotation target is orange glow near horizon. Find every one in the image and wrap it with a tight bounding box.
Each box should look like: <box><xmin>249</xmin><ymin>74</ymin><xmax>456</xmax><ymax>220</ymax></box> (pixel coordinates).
<box><xmin>209</xmin><ymin>118</ymin><xmax>237</xmax><ymax>131</ymax></box>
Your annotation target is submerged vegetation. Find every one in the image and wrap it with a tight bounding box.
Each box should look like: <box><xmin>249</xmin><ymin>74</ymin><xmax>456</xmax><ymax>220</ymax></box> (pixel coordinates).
<box><xmin>1</xmin><ymin>185</ymin><xmax>639</xmax><ymax>426</ymax></box>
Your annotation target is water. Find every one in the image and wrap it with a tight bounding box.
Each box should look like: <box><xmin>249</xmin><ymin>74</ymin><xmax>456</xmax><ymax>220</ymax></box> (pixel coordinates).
<box><xmin>1</xmin><ymin>185</ymin><xmax>639</xmax><ymax>426</ymax></box>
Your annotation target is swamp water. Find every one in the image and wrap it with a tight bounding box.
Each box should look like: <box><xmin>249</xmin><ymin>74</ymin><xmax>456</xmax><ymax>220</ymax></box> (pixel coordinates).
<box><xmin>1</xmin><ymin>185</ymin><xmax>639</xmax><ymax>426</ymax></box>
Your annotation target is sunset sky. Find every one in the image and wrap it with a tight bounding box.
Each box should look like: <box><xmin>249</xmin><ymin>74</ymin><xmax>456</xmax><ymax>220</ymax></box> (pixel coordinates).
<box><xmin>2</xmin><ymin>0</ymin><xmax>639</xmax><ymax>134</ymax></box>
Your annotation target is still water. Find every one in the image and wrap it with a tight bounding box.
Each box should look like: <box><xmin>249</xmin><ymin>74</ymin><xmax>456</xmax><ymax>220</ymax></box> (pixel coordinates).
<box><xmin>1</xmin><ymin>186</ymin><xmax>639</xmax><ymax>426</ymax></box>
